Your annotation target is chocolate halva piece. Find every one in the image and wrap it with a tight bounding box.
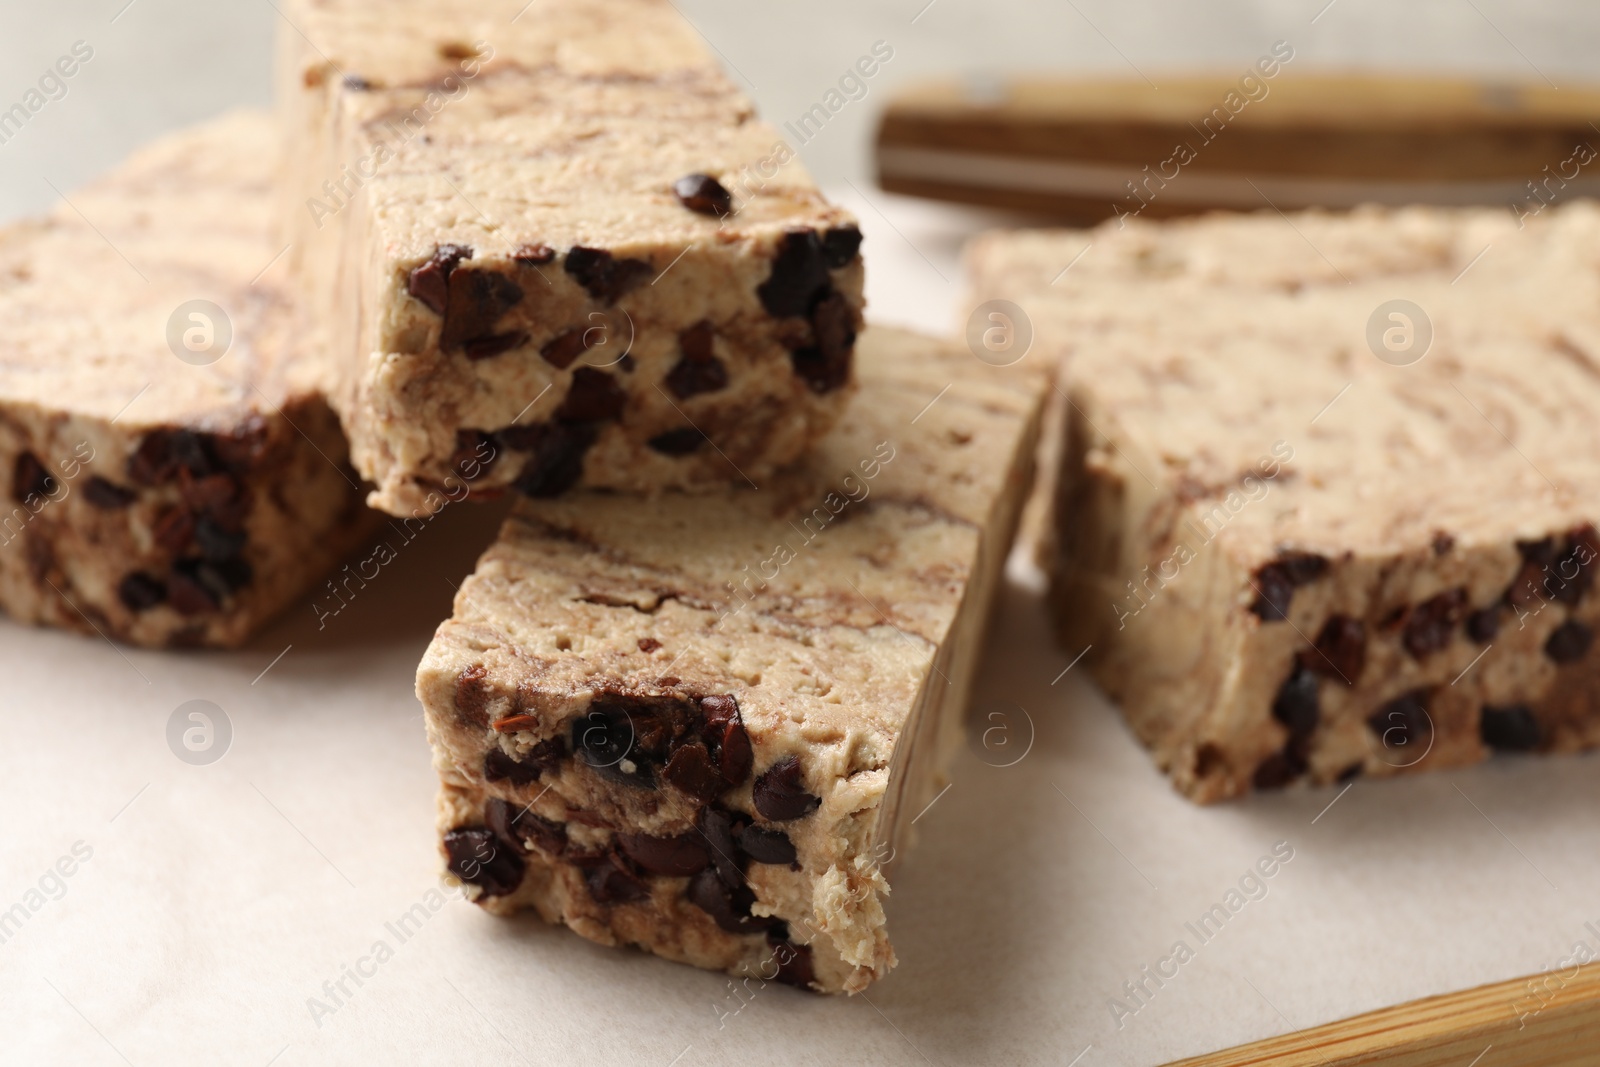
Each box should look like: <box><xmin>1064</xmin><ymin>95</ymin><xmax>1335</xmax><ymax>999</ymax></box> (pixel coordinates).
<box><xmin>281</xmin><ymin>0</ymin><xmax>865</xmax><ymax>516</ymax></box>
<box><xmin>417</xmin><ymin>327</ymin><xmax>1042</xmax><ymax>992</ymax></box>
<box><xmin>968</xmin><ymin>203</ymin><xmax>1600</xmax><ymax>801</ymax></box>
<box><xmin>0</xmin><ymin>113</ymin><xmax>371</xmax><ymax>648</ymax></box>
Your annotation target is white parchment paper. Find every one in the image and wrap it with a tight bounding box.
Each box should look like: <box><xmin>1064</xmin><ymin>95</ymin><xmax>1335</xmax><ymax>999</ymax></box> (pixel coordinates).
<box><xmin>3</xmin><ymin>189</ymin><xmax>1596</xmax><ymax>1067</ymax></box>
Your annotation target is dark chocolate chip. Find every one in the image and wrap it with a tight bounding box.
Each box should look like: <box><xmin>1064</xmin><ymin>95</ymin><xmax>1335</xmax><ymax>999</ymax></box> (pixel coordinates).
<box><xmin>1569</xmin><ymin>524</ymin><xmax>1600</xmax><ymax>564</ymax></box>
<box><xmin>455</xmin><ymin>664</ymin><xmax>491</xmax><ymax>722</ymax></box>
<box><xmin>12</xmin><ymin>452</ymin><xmax>56</xmax><ymax>503</ymax></box>
<box><xmin>484</xmin><ymin>747</ymin><xmax>539</xmax><ymax>786</ymax></box>
<box><xmin>758</xmin><ymin>230</ymin><xmax>832</xmax><ymax>318</ymax></box>
<box><xmin>696</xmin><ymin>806</ymin><xmax>747</xmax><ymax>890</ymax></box>
<box><xmin>618</xmin><ymin>832</ymin><xmax>711</xmax><ymax>876</ymax></box>
<box><xmin>508</xmin><ymin>422</ymin><xmax>600</xmax><ymax>498</ymax></box>
<box><xmin>556</xmin><ymin>368</ymin><xmax>627</xmax><ymax>423</ymax></box>
<box><xmin>638</xmin><ymin>637</ymin><xmax>662</xmax><ymax>653</ymax></box>
<box><xmin>702</xmin><ymin>694</ymin><xmax>752</xmax><ymax>787</ymax></box>
<box><xmin>686</xmin><ymin>867</ymin><xmax>774</xmax><ymax>934</ymax></box>
<box><xmin>1431</xmin><ymin>531</ymin><xmax>1455</xmax><ymax>555</ymax></box>
<box><xmin>532</xmin><ymin>737</ymin><xmax>568</xmax><ymax>772</ymax></box>
<box><xmin>128</xmin><ymin>430</ymin><xmax>216</xmax><ymax>486</ymax></box>
<box><xmin>153</xmin><ymin>507</ymin><xmax>196</xmax><ymax>554</ymax></box>
<box><xmin>1193</xmin><ymin>743</ymin><xmax>1227</xmax><ymax>780</ymax></box>
<box><xmin>585</xmin><ymin>849</ymin><xmax>651</xmax><ymax>904</ymax></box>
<box><xmin>484</xmin><ymin>796</ymin><xmax>567</xmax><ymax>856</ymax></box>
<box><xmin>213</xmin><ymin>557</ymin><xmax>252</xmax><ymax>593</ymax></box>
<box><xmin>1466</xmin><ymin>606</ymin><xmax>1501</xmax><ymax>643</ymax></box>
<box><xmin>679</xmin><ymin>319</ymin><xmax>715</xmax><ymax>362</ymax></box>
<box><xmin>442</xmin><ymin>269</ymin><xmax>525</xmax><ymax>352</ymax></box>
<box><xmin>540</xmin><ymin>326</ymin><xmax>595</xmax><ymax>370</ymax></box>
<box><xmin>736</xmin><ymin>825</ymin><xmax>797</xmax><ymax>866</ymax></box>
<box><xmin>752</xmin><ymin>756</ymin><xmax>820</xmax><ymax>822</ymax></box>
<box><xmin>407</xmin><ymin>243</ymin><xmax>473</xmax><ymax>316</ymax></box>
<box><xmin>1302</xmin><ymin>614</ymin><xmax>1366</xmax><ymax>683</ymax></box>
<box><xmin>165</xmin><ymin>568</ymin><xmax>217</xmax><ymax>615</ymax></box>
<box><xmin>463</xmin><ymin>331</ymin><xmax>530</xmax><ymax>360</ymax></box>
<box><xmin>663</xmin><ymin>742</ymin><xmax>726</xmax><ymax>802</ymax></box>
<box><xmin>1551</xmin><ymin>535</ymin><xmax>1597</xmax><ymax>604</ymax></box>
<box><xmin>207</xmin><ymin>425</ymin><xmax>268</xmax><ymax>476</ymax></box>
<box><xmin>586</xmin><ymin>696</ymin><xmax>683</xmax><ymax>770</ymax></box>
<box><xmin>665</xmin><ymin>321</ymin><xmax>729</xmax><ymax>399</ymax></box>
<box><xmin>1251</xmin><ymin>747</ymin><xmax>1306</xmax><ymax>790</ymax></box>
<box><xmin>1550</xmin><ymin>570</ymin><xmax>1584</xmax><ymax>606</ymax></box>
<box><xmin>768</xmin><ymin>937</ymin><xmax>816</xmax><ymax>990</ymax></box>
<box><xmin>1336</xmin><ymin>761</ymin><xmax>1364</xmax><ymax>783</ymax></box>
<box><xmin>673</xmin><ymin>173</ymin><xmax>732</xmax><ymax>216</ymax></box>
<box><xmin>1279</xmin><ymin>553</ymin><xmax>1330</xmax><ymax>584</ymax></box>
<box><xmin>126</xmin><ymin>432</ymin><xmax>172</xmax><ymax>486</ymax></box>
<box><xmin>169</xmin><ymin>431</ymin><xmax>219</xmax><ymax>478</ymax></box>
<box><xmin>448</xmin><ymin>430</ymin><xmax>499</xmax><ymax>481</ymax></box>
<box><xmin>343</xmin><ymin>73</ymin><xmax>371</xmax><ymax>90</ymax></box>
<box><xmin>821</xmin><ymin>226</ymin><xmax>863</xmax><ymax>269</ymax></box>
<box><xmin>180</xmin><ymin>472</ymin><xmax>247</xmax><ymax>529</ymax></box>
<box><xmin>1250</xmin><ymin>553</ymin><xmax>1329</xmax><ymax>621</ymax></box>
<box><xmin>1480</xmin><ymin>705</ymin><xmax>1542</xmax><ymax>752</ymax></box>
<box><xmin>1402</xmin><ymin>588</ymin><xmax>1468</xmax><ymax>659</ymax></box>
<box><xmin>1368</xmin><ymin>691</ymin><xmax>1432</xmax><ymax>750</ymax></box>
<box><xmin>83</xmin><ymin>476</ymin><xmax>137</xmax><ymax>510</ymax></box>
<box><xmin>514</xmin><ymin>243</ymin><xmax>555</xmax><ymax>265</ymax></box>
<box><xmin>443</xmin><ymin>827</ymin><xmax>525</xmax><ymax>897</ymax></box>
<box><xmin>483</xmin><ymin>736</ymin><xmax>565</xmax><ymax>786</ymax></box>
<box><xmin>1271</xmin><ymin>666</ymin><xmax>1319</xmax><ymax>741</ymax></box>
<box><xmin>1261</xmin><ymin>594</ymin><xmax>1314</xmax><ymax>637</ymax></box>
<box><xmin>194</xmin><ymin>517</ymin><xmax>246</xmax><ymax>563</ymax></box>
<box><xmin>565</xmin><ymin>246</ymin><xmax>653</xmax><ymax>304</ymax></box>
<box><xmin>802</xmin><ymin>289</ymin><xmax>856</xmax><ymax>395</ymax></box>
<box><xmin>1517</xmin><ymin>537</ymin><xmax>1556</xmax><ymax>565</ymax></box>
<box><xmin>168</xmin><ymin>556</ymin><xmax>252</xmax><ymax>614</ymax></box>
<box><xmin>495</xmin><ymin>423</ymin><xmax>543</xmax><ymax>452</ymax></box>
<box><xmin>813</xmin><ymin>290</ymin><xmax>855</xmax><ymax>355</ymax></box>
<box><xmin>665</xmin><ymin>355</ymin><xmax>727</xmax><ymax>400</ymax></box>
<box><xmin>484</xmin><ymin>797</ymin><xmax>524</xmax><ymax>853</ymax></box>
<box><xmin>117</xmin><ymin>572</ymin><xmax>166</xmax><ymax>612</ymax></box>
<box><xmin>520</xmin><ymin>813</ymin><xmax>568</xmax><ymax>856</ymax></box>
<box><xmin>1520</xmin><ymin>552</ymin><xmax>1584</xmax><ymax>606</ymax></box>
<box><xmin>1506</xmin><ymin>560</ymin><xmax>1547</xmax><ymax>607</ymax></box>
<box><xmin>648</xmin><ymin>428</ymin><xmax>706</xmax><ymax>456</ymax></box>
<box><xmin>572</xmin><ymin>704</ymin><xmax>652</xmax><ymax>787</ymax></box>
<box><xmin>1546</xmin><ymin>620</ymin><xmax>1593</xmax><ymax>663</ymax></box>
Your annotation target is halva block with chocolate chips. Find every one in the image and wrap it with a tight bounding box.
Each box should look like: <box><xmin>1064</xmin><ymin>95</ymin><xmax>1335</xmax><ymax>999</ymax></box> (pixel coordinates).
<box><xmin>279</xmin><ymin>0</ymin><xmax>864</xmax><ymax>516</ymax></box>
<box><xmin>0</xmin><ymin>112</ymin><xmax>371</xmax><ymax>648</ymax></box>
<box><xmin>415</xmin><ymin>327</ymin><xmax>1040</xmax><ymax>992</ymax></box>
<box><xmin>999</xmin><ymin>203</ymin><xmax>1600</xmax><ymax>801</ymax></box>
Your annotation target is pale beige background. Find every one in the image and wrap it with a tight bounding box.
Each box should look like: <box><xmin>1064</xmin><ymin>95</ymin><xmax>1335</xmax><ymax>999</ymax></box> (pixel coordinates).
<box><xmin>3</xmin><ymin>3</ymin><xmax>1599</xmax><ymax>1066</ymax></box>
<box><xmin>5</xmin><ymin>0</ymin><xmax>1600</xmax><ymax>218</ymax></box>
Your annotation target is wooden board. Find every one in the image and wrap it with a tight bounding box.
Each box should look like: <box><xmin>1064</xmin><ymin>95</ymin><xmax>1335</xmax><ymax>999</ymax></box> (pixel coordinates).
<box><xmin>1167</xmin><ymin>963</ymin><xmax>1600</xmax><ymax>1066</ymax></box>
<box><xmin>875</xmin><ymin>73</ymin><xmax>1600</xmax><ymax>222</ymax></box>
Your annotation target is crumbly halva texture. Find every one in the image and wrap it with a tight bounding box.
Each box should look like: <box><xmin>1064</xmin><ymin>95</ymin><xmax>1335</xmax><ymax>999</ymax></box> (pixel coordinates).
<box><xmin>973</xmin><ymin>204</ymin><xmax>1600</xmax><ymax>802</ymax></box>
<box><xmin>416</xmin><ymin>327</ymin><xmax>1040</xmax><ymax>992</ymax></box>
<box><xmin>0</xmin><ymin>112</ymin><xmax>372</xmax><ymax>648</ymax></box>
<box><xmin>280</xmin><ymin>0</ymin><xmax>865</xmax><ymax>517</ymax></box>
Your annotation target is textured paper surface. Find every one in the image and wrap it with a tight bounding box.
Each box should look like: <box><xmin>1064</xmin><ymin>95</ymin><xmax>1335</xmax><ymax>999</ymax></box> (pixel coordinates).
<box><xmin>4</xmin><ymin>190</ymin><xmax>1598</xmax><ymax>1066</ymax></box>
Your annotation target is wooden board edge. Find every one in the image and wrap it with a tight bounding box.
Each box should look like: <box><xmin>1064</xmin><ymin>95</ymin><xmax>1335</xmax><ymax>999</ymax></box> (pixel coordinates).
<box><xmin>1163</xmin><ymin>962</ymin><xmax>1600</xmax><ymax>1067</ymax></box>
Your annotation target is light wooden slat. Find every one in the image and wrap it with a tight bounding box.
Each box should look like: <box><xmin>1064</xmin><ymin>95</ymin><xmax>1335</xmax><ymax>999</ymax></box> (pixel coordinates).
<box><xmin>1166</xmin><ymin>965</ymin><xmax>1600</xmax><ymax>1067</ymax></box>
<box><xmin>875</xmin><ymin>73</ymin><xmax>1600</xmax><ymax>221</ymax></box>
